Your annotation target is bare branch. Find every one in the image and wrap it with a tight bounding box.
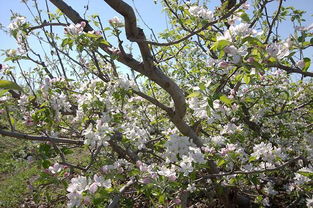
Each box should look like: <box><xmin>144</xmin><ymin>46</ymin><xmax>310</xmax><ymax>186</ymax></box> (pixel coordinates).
<box><xmin>27</xmin><ymin>22</ymin><xmax>68</xmax><ymax>34</ymax></box>
<box><xmin>268</xmin><ymin>63</ymin><xmax>313</xmax><ymax>77</ymax></box>
<box><xmin>264</xmin><ymin>0</ymin><xmax>283</xmax><ymax>43</ymax></box>
<box><xmin>0</xmin><ymin>129</ymin><xmax>83</xmax><ymax>145</ymax></box>
<box><xmin>108</xmin><ymin>179</ymin><xmax>135</xmax><ymax>208</ymax></box>
<box><xmin>133</xmin><ymin>90</ymin><xmax>173</xmax><ymax>114</ymax></box>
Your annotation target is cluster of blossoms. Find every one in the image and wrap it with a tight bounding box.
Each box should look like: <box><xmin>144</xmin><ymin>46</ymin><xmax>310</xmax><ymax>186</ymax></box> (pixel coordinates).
<box><xmin>217</xmin><ymin>23</ymin><xmax>259</xmax><ymax>42</ymax></box>
<box><xmin>51</xmin><ymin>93</ymin><xmax>72</xmax><ymax>114</ymax></box>
<box><xmin>164</xmin><ymin>135</ymin><xmax>195</xmax><ymax>162</ymax></box>
<box><xmin>188</xmin><ymin>97</ymin><xmax>208</xmax><ymax>119</ymax></box>
<box><xmin>266</xmin><ymin>38</ymin><xmax>293</xmax><ymax>60</ymax></box>
<box><xmin>7</xmin><ymin>15</ymin><xmax>29</xmax><ymax>54</ymax></box>
<box><xmin>8</xmin><ymin>16</ymin><xmax>26</xmax><ymax>32</ymax></box>
<box><xmin>251</xmin><ymin>142</ymin><xmax>286</xmax><ymax>163</ymax></box>
<box><xmin>67</xmin><ymin>175</ymin><xmax>111</xmax><ymax>207</ymax></box>
<box><xmin>179</xmin><ymin>147</ymin><xmax>206</xmax><ymax>175</ymax></box>
<box><xmin>163</xmin><ymin>135</ymin><xmax>206</xmax><ymax>176</ymax></box>
<box><xmin>83</xmin><ymin>113</ymin><xmax>113</xmax><ymax>147</ymax></box>
<box><xmin>189</xmin><ymin>6</ymin><xmax>214</xmax><ymax>21</ymax></box>
<box><xmin>115</xmin><ymin>75</ymin><xmax>136</xmax><ymax>90</ymax></box>
<box><xmin>64</xmin><ymin>21</ymin><xmax>86</xmax><ymax>36</ymax></box>
<box><xmin>38</xmin><ymin>77</ymin><xmax>72</xmax><ymax>117</ymax></box>
<box><xmin>123</xmin><ymin>124</ymin><xmax>148</xmax><ymax>149</ymax></box>
<box><xmin>220</xmin><ymin>122</ymin><xmax>242</xmax><ymax>135</ymax></box>
<box><xmin>286</xmin><ymin>166</ymin><xmax>313</xmax><ymax>193</ymax></box>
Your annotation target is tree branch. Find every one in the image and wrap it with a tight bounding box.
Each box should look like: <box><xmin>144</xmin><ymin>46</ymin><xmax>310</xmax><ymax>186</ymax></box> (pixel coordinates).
<box><xmin>198</xmin><ymin>156</ymin><xmax>305</xmax><ymax>180</ymax></box>
<box><xmin>268</xmin><ymin>63</ymin><xmax>313</xmax><ymax>77</ymax></box>
<box><xmin>133</xmin><ymin>90</ymin><xmax>173</xmax><ymax>114</ymax></box>
<box><xmin>0</xmin><ymin>129</ymin><xmax>83</xmax><ymax>145</ymax></box>
<box><xmin>108</xmin><ymin>179</ymin><xmax>135</xmax><ymax>208</ymax></box>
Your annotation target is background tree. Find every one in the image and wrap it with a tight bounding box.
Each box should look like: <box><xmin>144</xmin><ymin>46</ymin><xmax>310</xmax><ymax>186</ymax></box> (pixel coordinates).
<box><xmin>0</xmin><ymin>0</ymin><xmax>312</xmax><ymax>207</ymax></box>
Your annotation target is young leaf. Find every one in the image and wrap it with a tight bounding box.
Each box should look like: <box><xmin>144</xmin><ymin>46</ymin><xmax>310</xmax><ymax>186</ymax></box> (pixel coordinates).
<box><xmin>211</xmin><ymin>40</ymin><xmax>231</xmax><ymax>51</ymax></box>
<box><xmin>0</xmin><ymin>80</ymin><xmax>23</xmax><ymax>91</ymax></box>
<box><xmin>187</xmin><ymin>91</ymin><xmax>201</xmax><ymax>98</ymax></box>
<box><xmin>219</xmin><ymin>95</ymin><xmax>232</xmax><ymax>105</ymax></box>
<box><xmin>303</xmin><ymin>57</ymin><xmax>311</xmax><ymax>72</ymax></box>
<box><xmin>243</xmin><ymin>74</ymin><xmax>251</xmax><ymax>84</ymax></box>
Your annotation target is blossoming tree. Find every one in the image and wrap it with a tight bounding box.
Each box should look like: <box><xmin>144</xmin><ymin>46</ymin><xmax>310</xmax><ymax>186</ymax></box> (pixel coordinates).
<box><xmin>1</xmin><ymin>0</ymin><xmax>313</xmax><ymax>207</ymax></box>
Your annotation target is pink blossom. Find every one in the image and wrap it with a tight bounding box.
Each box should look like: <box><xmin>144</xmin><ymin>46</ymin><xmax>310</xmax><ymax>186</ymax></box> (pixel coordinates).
<box><xmin>218</xmin><ymin>61</ymin><xmax>230</xmax><ymax>68</ymax></box>
<box><xmin>247</xmin><ymin>57</ymin><xmax>255</xmax><ymax>63</ymax></box>
<box><xmin>140</xmin><ymin>177</ymin><xmax>152</xmax><ymax>184</ymax></box>
<box><xmin>109</xmin><ymin>16</ymin><xmax>123</xmax><ymax>27</ymax></box>
<box><xmin>173</xmin><ymin>198</ymin><xmax>181</xmax><ymax>205</ymax></box>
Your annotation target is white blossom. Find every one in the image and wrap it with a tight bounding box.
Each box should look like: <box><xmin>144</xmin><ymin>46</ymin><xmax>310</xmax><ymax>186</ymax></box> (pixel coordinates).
<box><xmin>251</xmin><ymin>142</ymin><xmax>285</xmax><ymax>163</ymax></box>
<box><xmin>295</xmin><ymin>23</ymin><xmax>313</xmax><ymax>32</ymax></box>
<box><xmin>266</xmin><ymin>42</ymin><xmax>290</xmax><ymax>60</ymax></box>
<box><xmin>157</xmin><ymin>166</ymin><xmax>177</xmax><ymax>179</ymax></box>
<box><xmin>188</xmin><ymin>147</ymin><xmax>206</xmax><ymax>164</ymax></box>
<box><xmin>307</xmin><ymin>197</ymin><xmax>313</xmax><ymax>208</ymax></box>
<box><xmin>48</xmin><ymin>163</ymin><xmax>63</xmax><ymax>174</ymax></box>
<box><xmin>211</xmin><ymin>135</ymin><xmax>226</xmax><ymax>146</ymax></box>
<box><xmin>189</xmin><ymin>6</ymin><xmax>214</xmax><ymax>21</ymax></box>
<box><xmin>67</xmin><ymin>191</ymin><xmax>83</xmax><ymax>208</ymax></box>
<box><xmin>188</xmin><ymin>97</ymin><xmax>208</xmax><ymax>119</ymax></box>
<box><xmin>67</xmin><ymin>176</ymin><xmax>89</xmax><ymax>193</ymax></box>
<box><xmin>89</xmin><ymin>174</ymin><xmax>111</xmax><ymax>193</ymax></box>
<box><xmin>187</xmin><ymin>183</ymin><xmax>196</xmax><ymax>192</ymax></box>
<box><xmin>8</xmin><ymin>16</ymin><xmax>26</xmax><ymax>31</ymax></box>
<box><xmin>164</xmin><ymin>135</ymin><xmax>195</xmax><ymax>162</ymax></box>
<box><xmin>179</xmin><ymin>155</ymin><xmax>194</xmax><ymax>176</ymax></box>
<box><xmin>296</xmin><ymin>59</ymin><xmax>305</xmax><ymax>69</ymax></box>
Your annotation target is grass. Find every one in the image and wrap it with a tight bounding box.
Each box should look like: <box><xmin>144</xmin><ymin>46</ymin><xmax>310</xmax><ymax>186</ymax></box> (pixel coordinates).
<box><xmin>0</xmin><ymin>136</ymin><xmax>38</xmax><ymax>207</ymax></box>
<box><xmin>0</xmin><ymin>134</ymin><xmax>94</xmax><ymax>207</ymax></box>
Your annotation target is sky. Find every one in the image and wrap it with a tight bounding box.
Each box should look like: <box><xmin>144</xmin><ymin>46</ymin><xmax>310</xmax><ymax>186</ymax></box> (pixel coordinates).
<box><xmin>0</xmin><ymin>0</ymin><xmax>313</xmax><ymax>76</ymax></box>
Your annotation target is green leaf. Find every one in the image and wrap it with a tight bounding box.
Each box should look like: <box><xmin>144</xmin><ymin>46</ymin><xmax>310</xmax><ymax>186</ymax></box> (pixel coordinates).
<box><xmin>240</xmin><ymin>13</ymin><xmax>250</xmax><ymax>22</ymax></box>
<box><xmin>249</xmin><ymin>156</ymin><xmax>257</xmax><ymax>162</ymax></box>
<box><xmin>298</xmin><ymin>35</ymin><xmax>306</xmax><ymax>42</ymax></box>
<box><xmin>0</xmin><ymin>89</ymin><xmax>9</xmax><ymax>97</ymax></box>
<box><xmin>242</xmin><ymin>37</ymin><xmax>262</xmax><ymax>46</ymax></box>
<box><xmin>187</xmin><ymin>91</ymin><xmax>201</xmax><ymax>98</ymax></box>
<box><xmin>0</xmin><ymin>80</ymin><xmax>23</xmax><ymax>91</ymax></box>
<box><xmin>199</xmin><ymin>83</ymin><xmax>206</xmax><ymax>91</ymax></box>
<box><xmin>268</xmin><ymin>57</ymin><xmax>277</xmax><ymax>63</ymax></box>
<box><xmin>61</xmin><ymin>38</ymin><xmax>74</xmax><ymax>48</ymax></box>
<box><xmin>303</xmin><ymin>57</ymin><xmax>311</xmax><ymax>72</ymax></box>
<box><xmin>211</xmin><ymin>40</ymin><xmax>231</xmax><ymax>51</ymax></box>
<box><xmin>85</xmin><ymin>33</ymin><xmax>101</xmax><ymax>39</ymax></box>
<box><xmin>217</xmin><ymin>159</ymin><xmax>226</xmax><ymax>167</ymax></box>
<box><xmin>100</xmin><ymin>39</ymin><xmax>110</xmax><ymax>46</ymax></box>
<box><xmin>41</xmin><ymin>160</ymin><xmax>51</xmax><ymax>169</ymax></box>
<box><xmin>158</xmin><ymin>194</ymin><xmax>165</xmax><ymax>204</ymax></box>
<box><xmin>243</xmin><ymin>74</ymin><xmax>251</xmax><ymax>84</ymax></box>
<box><xmin>219</xmin><ymin>95</ymin><xmax>232</xmax><ymax>105</ymax></box>
<box><xmin>298</xmin><ymin>171</ymin><xmax>313</xmax><ymax>178</ymax></box>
